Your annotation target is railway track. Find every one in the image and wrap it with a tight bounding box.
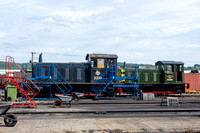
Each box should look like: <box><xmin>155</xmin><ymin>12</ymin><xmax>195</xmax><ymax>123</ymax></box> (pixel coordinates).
<box><xmin>77</xmin><ymin>101</ymin><xmax>200</xmax><ymax>104</ymax></box>
<box><xmin>4</xmin><ymin>98</ymin><xmax>200</xmax><ymax>118</ymax></box>
<box><xmin>5</xmin><ymin>108</ymin><xmax>200</xmax><ymax>120</ymax></box>
<box><xmin>8</xmin><ymin>108</ymin><xmax>200</xmax><ymax>115</ymax></box>
<box><xmin>12</xmin><ymin>99</ymin><xmax>199</xmax><ymax>105</ymax></box>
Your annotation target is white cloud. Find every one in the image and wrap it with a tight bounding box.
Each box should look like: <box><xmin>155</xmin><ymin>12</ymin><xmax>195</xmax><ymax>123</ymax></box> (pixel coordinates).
<box><xmin>0</xmin><ymin>0</ymin><xmax>200</xmax><ymax>66</ymax></box>
<box><xmin>0</xmin><ymin>0</ymin><xmax>21</xmax><ymax>5</ymax></box>
<box><xmin>52</xmin><ymin>6</ymin><xmax>114</xmax><ymax>21</ymax></box>
<box><xmin>113</xmin><ymin>0</ymin><xmax>125</xmax><ymax>4</ymax></box>
<box><xmin>0</xmin><ymin>32</ymin><xmax>7</xmax><ymax>37</ymax></box>
<box><xmin>128</xmin><ymin>32</ymin><xmax>137</xmax><ymax>37</ymax></box>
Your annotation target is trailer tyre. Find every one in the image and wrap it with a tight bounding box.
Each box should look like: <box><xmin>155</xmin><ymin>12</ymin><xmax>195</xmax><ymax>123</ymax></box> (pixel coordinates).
<box><xmin>67</xmin><ymin>102</ymin><xmax>71</xmax><ymax>108</ymax></box>
<box><xmin>4</xmin><ymin>114</ymin><xmax>17</xmax><ymax>127</ymax></box>
<box><xmin>7</xmin><ymin>97</ymin><xmax>12</xmax><ymax>101</ymax></box>
<box><xmin>54</xmin><ymin>100</ymin><xmax>61</xmax><ymax>108</ymax></box>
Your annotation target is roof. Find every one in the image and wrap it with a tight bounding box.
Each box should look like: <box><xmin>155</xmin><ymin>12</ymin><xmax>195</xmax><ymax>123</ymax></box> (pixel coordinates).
<box><xmin>156</xmin><ymin>61</ymin><xmax>184</xmax><ymax>65</ymax></box>
<box><xmin>85</xmin><ymin>54</ymin><xmax>118</xmax><ymax>60</ymax></box>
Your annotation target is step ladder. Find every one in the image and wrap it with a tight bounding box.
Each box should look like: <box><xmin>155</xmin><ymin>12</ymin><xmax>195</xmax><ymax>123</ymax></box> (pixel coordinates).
<box><xmin>160</xmin><ymin>97</ymin><xmax>180</xmax><ymax>107</ymax></box>
<box><xmin>0</xmin><ymin>56</ymin><xmax>40</xmax><ymax>108</ymax></box>
<box><xmin>34</xmin><ymin>63</ymin><xmax>73</xmax><ymax>96</ymax></box>
<box><xmin>10</xmin><ymin>78</ymin><xmax>36</xmax><ymax>107</ymax></box>
<box><xmin>113</xmin><ymin>66</ymin><xmax>140</xmax><ymax>98</ymax></box>
<box><xmin>91</xmin><ymin>66</ymin><xmax>114</xmax><ymax>98</ymax></box>
<box><xmin>91</xmin><ymin>65</ymin><xmax>139</xmax><ymax>99</ymax></box>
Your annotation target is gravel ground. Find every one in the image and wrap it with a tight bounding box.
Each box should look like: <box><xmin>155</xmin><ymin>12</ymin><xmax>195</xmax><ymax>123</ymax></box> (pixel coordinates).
<box><xmin>0</xmin><ymin>116</ymin><xmax>200</xmax><ymax>133</ymax></box>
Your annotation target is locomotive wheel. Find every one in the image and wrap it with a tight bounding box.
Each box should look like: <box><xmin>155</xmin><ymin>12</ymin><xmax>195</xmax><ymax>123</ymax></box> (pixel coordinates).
<box><xmin>54</xmin><ymin>100</ymin><xmax>62</xmax><ymax>108</ymax></box>
<box><xmin>4</xmin><ymin>114</ymin><xmax>18</xmax><ymax>127</ymax></box>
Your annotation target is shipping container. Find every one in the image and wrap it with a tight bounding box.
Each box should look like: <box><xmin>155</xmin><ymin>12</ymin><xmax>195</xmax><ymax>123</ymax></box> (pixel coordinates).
<box><xmin>184</xmin><ymin>73</ymin><xmax>200</xmax><ymax>91</ymax></box>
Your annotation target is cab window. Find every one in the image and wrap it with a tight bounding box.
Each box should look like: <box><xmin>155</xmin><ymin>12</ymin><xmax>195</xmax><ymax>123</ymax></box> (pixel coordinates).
<box><xmin>97</xmin><ymin>58</ymin><xmax>104</xmax><ymax>68</ymax></box>
<box><xmin>107</xmin><ymin>59</ymin><xmax>114</xmax><ymax>68</ymax></box>
<box><xmin>179</xmin><ymin>65</ymin><xmax>182</xmax><ymax>72</ymax></box>
<box><xmin>165</xmin><ymin>65</ymin><xmax>173</xmax><ymax>73</ymax></box>
<box><xmin>158</xmin><ymin>65</ymin><xmax>164</xmax><ymax>70</ymax></box>
<box><xmin>91</xmin><ymin>58</ymin><xmax>97</xmax><ymax>68</ymax></box>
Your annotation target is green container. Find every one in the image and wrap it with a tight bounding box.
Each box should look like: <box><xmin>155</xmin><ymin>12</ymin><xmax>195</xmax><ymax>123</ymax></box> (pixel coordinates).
<box><xmin>6</xmin><ymin>85</ymin><xmax>17</xmax><ymax>101</ymax></box>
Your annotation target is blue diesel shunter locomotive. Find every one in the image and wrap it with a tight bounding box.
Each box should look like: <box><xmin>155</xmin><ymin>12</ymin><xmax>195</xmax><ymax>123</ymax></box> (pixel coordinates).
<box><xmin>31</xmin><ymin>54</ymin><xmax>185</xmax><ymax>98</ymax></box>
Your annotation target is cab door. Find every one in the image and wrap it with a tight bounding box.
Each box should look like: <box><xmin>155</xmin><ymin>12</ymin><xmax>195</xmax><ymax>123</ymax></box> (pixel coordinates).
<box><xmin>176</xmin><ymin>64</ymin><xmax>183</xmax><ymax>82</ymax></box>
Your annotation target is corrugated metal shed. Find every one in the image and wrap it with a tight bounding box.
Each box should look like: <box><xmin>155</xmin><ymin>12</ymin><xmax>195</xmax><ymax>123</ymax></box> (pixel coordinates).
<box><xmin>184</xmin><ymin>73</ymin><xmax>200</xmax><ymax>91</ymax></box>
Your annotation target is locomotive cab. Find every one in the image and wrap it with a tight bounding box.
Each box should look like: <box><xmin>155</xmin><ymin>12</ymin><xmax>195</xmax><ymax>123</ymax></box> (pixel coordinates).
<box><xmin>86</xmin><ymin>54</ymin><xmax>118</xmax><ymax>82</ymax></box>
<box><xmin>156</xmin><ymin>61</ymin><xmax>184</xmax><ymax>84</ymax></box>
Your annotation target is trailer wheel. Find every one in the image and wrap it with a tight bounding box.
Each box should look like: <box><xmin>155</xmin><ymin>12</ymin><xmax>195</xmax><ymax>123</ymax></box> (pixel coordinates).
<box><xmin>4</xmin><ymin>114</ymin><xmax>18</xmax><ymax>127</ymax></box>
<box><xmin>66</xmin><ymin>101</ymin><xmax>71</xmax><ymax>108</ymax></box>
<box><xmin>7</xmin><ymin>97</ymin><xmax>12</xmax><ymax>101</ymax></box>
<box><xmin>71</xmin><ymin>93</ymin><xmax>76</xmax><ymax>101</ymax></box>
<box><xmin>54</xmin><ymin>100</ymin><xmax>61</xmax><ymax>108</ymax></box>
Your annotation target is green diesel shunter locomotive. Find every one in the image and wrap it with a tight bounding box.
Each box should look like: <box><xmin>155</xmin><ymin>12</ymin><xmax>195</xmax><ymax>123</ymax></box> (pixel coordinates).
<box><xmin>125</xmin><ymin>61</ymin><xmax>185</xmax><ymax>94</ymax></box>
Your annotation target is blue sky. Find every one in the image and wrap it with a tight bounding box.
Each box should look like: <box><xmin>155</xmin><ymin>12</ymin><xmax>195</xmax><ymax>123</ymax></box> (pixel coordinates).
<box><xmin>0</xmin><ymin>0</ymin><xmax>200</xmax><ymax>66</ymax></box>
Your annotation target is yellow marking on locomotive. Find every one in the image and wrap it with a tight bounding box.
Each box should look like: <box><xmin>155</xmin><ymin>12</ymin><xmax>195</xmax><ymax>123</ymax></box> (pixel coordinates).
<box><xmin>121</xmin><ymin>68</ymin><xmax>125</xmax><ymax>82</ymax></box>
